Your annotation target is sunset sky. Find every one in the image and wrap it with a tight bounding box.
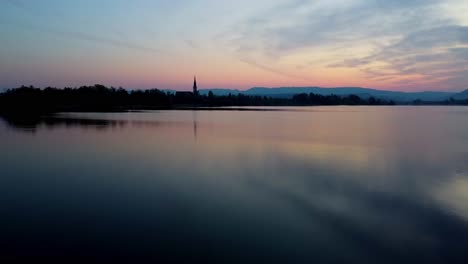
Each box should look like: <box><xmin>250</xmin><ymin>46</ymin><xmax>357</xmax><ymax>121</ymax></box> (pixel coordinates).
<box><xmin>1</xmin><ymin>0</ymin><xmax>468</xmax><ymax>91</ymax></box>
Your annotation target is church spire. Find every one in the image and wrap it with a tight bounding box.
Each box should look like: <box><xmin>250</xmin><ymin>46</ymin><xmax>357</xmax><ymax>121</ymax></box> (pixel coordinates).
<box><xmin>193</xmin><ymin>75</ymin><xmax>198</xmax><ymax>96</ymax></box>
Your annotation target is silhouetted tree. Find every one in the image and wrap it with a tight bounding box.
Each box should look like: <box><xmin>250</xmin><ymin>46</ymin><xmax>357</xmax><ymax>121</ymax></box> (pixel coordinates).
<box><xmin>208</xmin><ymin>91</ymin><xmax>214</xmax><ymax>106</ymax></box>
<box><xmin>0</xmin><ymin>85</ymin><xmax>444</xmax><ymax>114</ymax></box>
<box><xmin>368</xmin><ymin>96</ymin><xmax>377</xmax><ymax>105</ymax></box>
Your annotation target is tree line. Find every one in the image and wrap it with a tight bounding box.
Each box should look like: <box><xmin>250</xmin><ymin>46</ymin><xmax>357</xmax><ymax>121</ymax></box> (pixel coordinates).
<box><xmin>0</xmin><ymin>84</ymin><xmax>466</xmax><ymax>113</ymax></box>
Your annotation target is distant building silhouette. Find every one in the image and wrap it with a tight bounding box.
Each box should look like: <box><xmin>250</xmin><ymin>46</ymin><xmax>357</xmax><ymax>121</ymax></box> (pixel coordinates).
<box><xmin>175</xmin><ymin>91</ymin><xmax>193</xmax><ymax>97</ymax></box>
<box><xmin>175</xmin><ymin>76</ymin><xmax>198</xmax><ymax>103</ymax></box>
<box><xmin>193</xmin><ymin>76</ymin><xmax>198</xmax><ymax>96</ymax></box>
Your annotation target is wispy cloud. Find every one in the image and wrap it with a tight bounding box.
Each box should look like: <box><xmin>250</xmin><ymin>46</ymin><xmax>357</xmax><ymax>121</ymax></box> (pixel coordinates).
<box><xmin>4</xmin><ymin>0</ymin><xmax>35</xmax><ymax>14</ymax></box>
<box><xmin>185</xmin><ymin>39</ymin><xmax>199</xmax><ymax>49</ymax></box>
<box><xmin>220</xmin><ymin>0</ymin><xmax>468</xmax><ymax>88</ymax></box>
<box><xmin>239</xmin><ymin>58</ymin><xmax>312</xmax><ymax>81</ymax></box>
<box><xmin>1</xmin><ymin>0</ymin><xmax>167</xmax><ymax>55</ymax></box>
<box><xmin>333</xmin><ymin>26</ymin><xmax>468</xmax><ymax>88</ymax></box>
<box><xmin>226</xmin><ymin>0</ymin><xmax>446</xmax><ymax>56</ymax></box>
<box><xmin>0</xmin><ymin>19</ymin><xmax>167</xmax><ymax>54</ymax></box>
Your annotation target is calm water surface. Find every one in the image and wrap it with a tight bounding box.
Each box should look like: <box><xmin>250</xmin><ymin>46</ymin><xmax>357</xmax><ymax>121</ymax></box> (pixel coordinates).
<box><xmin>1</xmin><ymin>106</ymin><xmax>468</xmax><ymax>263</ymax></box>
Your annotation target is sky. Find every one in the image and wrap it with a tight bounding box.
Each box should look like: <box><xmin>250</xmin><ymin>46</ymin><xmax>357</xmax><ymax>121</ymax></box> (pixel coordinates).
<box><xmin>0</xmin><ymin>0</ymin><xmax>468</xmax><ymax>91</ymax></box>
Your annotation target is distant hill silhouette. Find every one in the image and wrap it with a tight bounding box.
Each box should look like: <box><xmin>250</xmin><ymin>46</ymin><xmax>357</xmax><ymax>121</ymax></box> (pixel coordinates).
<box><xmin>165</xmin><ymin>86</ymin><xmax>462</xmax><ymax>102</ymax></box>
<box><xmin>453</xmin><ymin>89</ymin><xmax>468</xmax><ymax>100</ymax></box>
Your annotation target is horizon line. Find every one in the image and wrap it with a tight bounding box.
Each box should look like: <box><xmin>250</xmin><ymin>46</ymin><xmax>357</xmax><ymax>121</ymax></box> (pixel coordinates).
<box><xmin>1</xmin><ymin>85</ymin><xmax>465</xmax><ymax>94</ymax></box>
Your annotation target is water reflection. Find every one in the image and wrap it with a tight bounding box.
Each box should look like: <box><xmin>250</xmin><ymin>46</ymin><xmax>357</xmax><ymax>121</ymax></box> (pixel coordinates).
<box><xmin>193</xmin><ymin>111</ymin><xmax>198</xmax><ymax>141</ymax></box>
<box><xmin>0</xmin><ymin>107</ymin><xmax>468</xmax><ymax>263</ymax></box>
<box><xmin>0</xmin><ymin>113</ymin><xmax>160</xmax><ymax>130</ymax></box>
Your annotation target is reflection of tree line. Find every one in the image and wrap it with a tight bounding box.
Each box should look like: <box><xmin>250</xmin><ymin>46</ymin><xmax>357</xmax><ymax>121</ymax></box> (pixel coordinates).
<box><xmin>0</xmin><ymin>114</ymin><xmax>191</xmax><ymax>132</ymax></box>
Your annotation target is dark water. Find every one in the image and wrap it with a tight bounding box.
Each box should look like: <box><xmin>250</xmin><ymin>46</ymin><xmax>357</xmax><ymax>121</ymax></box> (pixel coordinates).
<box><xmin>1</xmin><ymin>106</ymin><xmax>468</xmax><ymax>263</ymax></box>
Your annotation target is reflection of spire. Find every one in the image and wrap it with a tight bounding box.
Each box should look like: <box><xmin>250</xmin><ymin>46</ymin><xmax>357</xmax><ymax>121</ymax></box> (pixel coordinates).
<box><xmin>193</xmin><ymin>75</ymin><xmax>198</xmax><ymax>96</ymax></box>
<box><xmin>192</xmin><ymin>111</ymin><xmax>198</xmax><ymax>142</ymax></box>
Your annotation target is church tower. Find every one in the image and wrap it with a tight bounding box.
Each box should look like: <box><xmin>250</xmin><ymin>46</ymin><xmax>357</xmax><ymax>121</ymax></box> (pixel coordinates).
<box><xmin>193</xmin><ymin>76</ymin><xmax>198</xmax><ymax>96</ymax></box>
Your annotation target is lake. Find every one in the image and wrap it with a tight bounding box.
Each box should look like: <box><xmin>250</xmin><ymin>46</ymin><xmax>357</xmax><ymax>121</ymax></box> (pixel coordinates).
<box><xmin>1</xmin><ymin>106</ymin><xmax>468</xmax><ymax>263</ymax></box>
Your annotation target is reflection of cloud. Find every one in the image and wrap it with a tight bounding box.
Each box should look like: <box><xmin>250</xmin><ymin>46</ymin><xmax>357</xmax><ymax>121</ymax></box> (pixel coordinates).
<box><xmin>239</xmin><ymin>149</ymin><xmax>468</xmax><ymax>260</ymax></box>
<box><xmin>434</xmin><ymin>173</ymin><xmax>468</xmax><ymax>222</ymax></box>
<box><xmin>279</xmin><ymin>142</ymin><xmax>373</xmax><ymax>171</ymax></box>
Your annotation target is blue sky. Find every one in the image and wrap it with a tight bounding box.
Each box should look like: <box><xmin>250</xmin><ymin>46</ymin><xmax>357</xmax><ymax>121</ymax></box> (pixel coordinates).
<box><xmin>1</xmin><ymin>0</ymin><xmax>468</xmax><ymax>91</ymax></box>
